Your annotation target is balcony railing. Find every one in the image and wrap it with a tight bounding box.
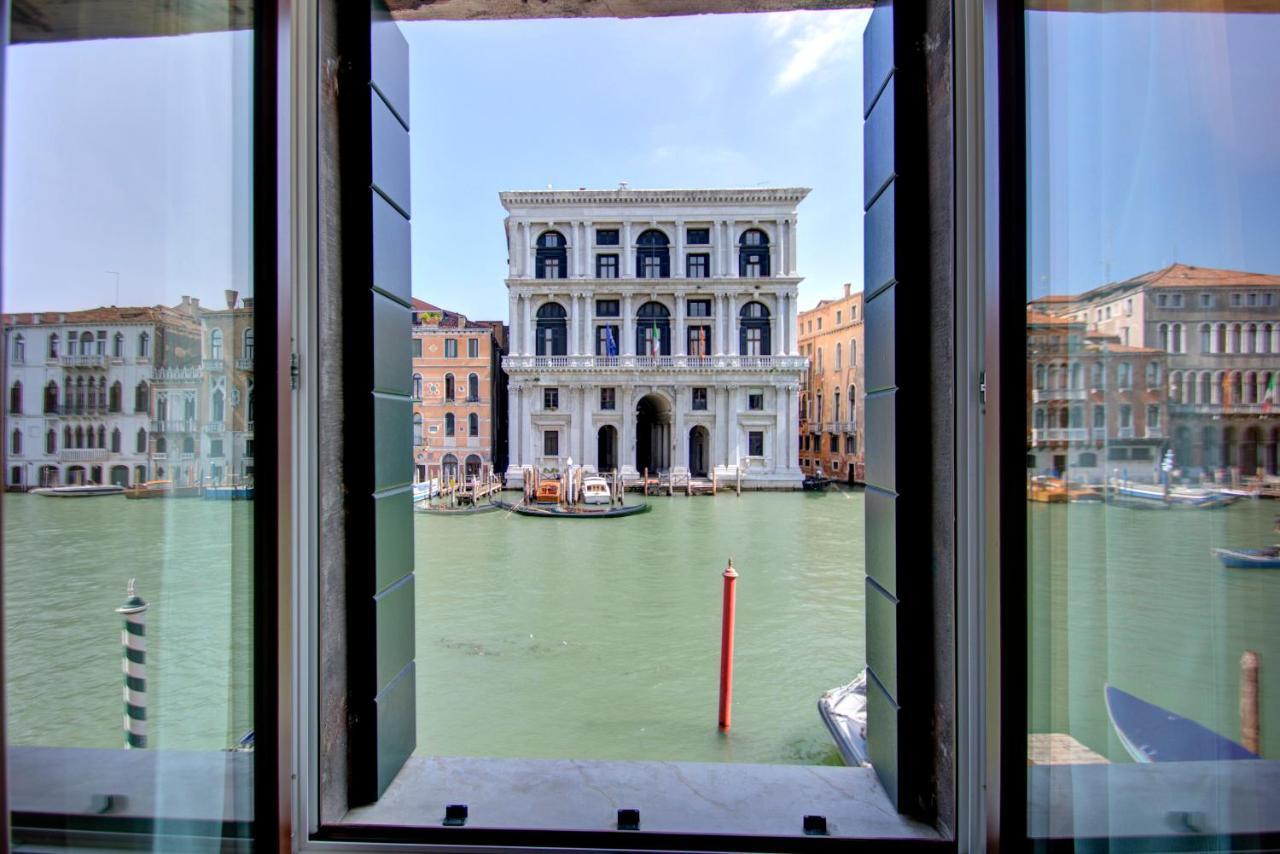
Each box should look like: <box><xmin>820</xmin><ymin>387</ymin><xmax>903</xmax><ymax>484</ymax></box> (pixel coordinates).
<box><xmin>151</xmin><ymin>452</ymin><xmax>167</xmax><ymax>461</ymax></box>
<box><xmin>151</xmin><ymin>419</ymin><xmax>197</xmax><ymax>433</ymax></box>
<box><xmin>1168</xmin><ymin>402</ymin><xmax>1272</xmax><ymax>416</ymax></box>
<box><xmin>1030</xmin><ymin>428</ymin><xmax>1089</xmax><ymax>443</ymax></box>
<box><xmin>1092</xmin><ymin>427</ymin><xmax>1107</xmax><ymax>440</ymax></box>
<box><xmin>59</xmin><ymin>354</ymin><xmax>106</xmax><ymax>368</ymax></box>
<box><xmin>45</xmin><ymin>405</ymin><xmax>114</xmax><ymax>417</ymax></box>
<box><xmin>1031</xmin><ymin>387</ymin><xmax>1088</xmax><ymax>402</ymax></box>
<box><xmin>203</xmin><ymin>358</ymin><xmax>226</xmax><ymax>372</ymax></box>
<box><xmin>1145</xmin><ymin>427</ymin><xmax>1164</xmax><ymax>439</ymax></box>
<box><xmin>153</xmin><ymin>367</ymin><xmax>201</xmax><ymax>382</ymax></box>
<box><xmin>59</xmin><ymin>449</ymin><xmax>107</xmax><ymax>462</ymax></box>
<box><xmin>204</xmin><ymin>421</ymin><xmax>226</xmax><ymax>434</ymax></box>
<box><xmin>1117</xmin><ymin>426</ymin><xmax>1135</xmax><ymax>438</ymax></box>
<box><xmin>235</xmin><ymin>358</ymin><xmax>254</xmax><ymax>371</ymax></box>
<box><xmin>503</xmin><ymin>354</ymin><xmax>808</xmax><ymax>372</ymax></box>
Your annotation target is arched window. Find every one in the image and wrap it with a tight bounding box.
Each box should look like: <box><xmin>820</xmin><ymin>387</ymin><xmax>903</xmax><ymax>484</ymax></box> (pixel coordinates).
<box><xmin>111</xmin><ymin>428</ymin><xmax>121</xmax><ymax>453</ymax></box>
<box><xmin>113</xmin><ymin>332</ymin><xmax>124</xmax><ymax>357</ymax></box>
<box><xmin>1215</xmin><ymin>323</ymin><xmax>1227</xmax><ymax>353</ymax></box>
<box><xmin>46</xmin><ymin>429</ymin><xmax>56</xmax><ymax>455</ymax></box>
<box><xmin>156</xmin><ymin>436</ymin><xmax>168</xmax><ymax>455</ymax></box>
<box><xmin>468</xmin><ymin>373</ymin><xmax>479</xmax><ymax>401</ymax></box>
<box><xmin>1117</xmin><ymin>361</ymin><xmax>1132</xmax><ymax>389</ymax></box>
<box><xmin>412</xmin><ymin>413</ymin><xmax>423</xmax><ymax>446</ymax></box>
<box><xmin>849</xmin><ymin>385</ymin><xmax>857</xmax><ymax>428</ymax></box>
<box><xmin>1034</xmin><ymin>364</ymin><xmax>1046</xmax><ymax>389</ymax></box>
<box><xmin>98</xmin><ymin>375</ymin><xmax>108</xmax><ymax>409</ymax></box>
<box><xmin>739</xmin><ymin>228</ymin><xmax>771</xmax><ymax>277</ymax></box>
<box><xmin>465</xmin><ymin>454</ymin><xmax>482</xmax><ymax>479</ymax></box>
<box><xmin>12</xmin><ymin>333</ymin><xmax>24</xmax><ymax>362</ymax></box>
<box><xmin>97</xmin><ymin>425</ymin><xmax>106</xmax><ymax>448</ymax></box>
<box><xmin>635</xmin><ymin>301</ymin><xmax>671</xmax><ymax>357</ymax></box>
<box><xmin>212</xmin><ymin>389</ymin><xmax>225</xmax><ymax>423</ymax></box>
<box><xmin>1230</xmin><ymin>323</ymin><xmax>1242</xmax><ymax>353</ymax></box>
<box><xmin>445</xmin><ymin>412</ymin><xmax>455</xmax><ymax>437</ymax></box>
<box><xmin>636</xmin><ymin>229</ymin><xmax>670</xmax><ymax>279</ymax></box>
<box><xmin>1200</xmin><ymin>323</ymin><xmax>1212</xmax><ymax>353</ymax></box>
<box><xmin>1034</xmin><ymin>408</ymin><xmax>1046</xmax><ymax>430</ymax></box>
<box><xmin>243</xmin><ymin>328</ymin><xmax>255</xmax><ymax>360</ymax></box>
<box><xmin>75</xmin><ymin>377</ymin><xmax>86</xmax><ymax>412</ymax></box>
<box><xmin>835</xmin><ymin>342</ymin><xmax>842</xmax><ymax>371</ymax></box>
<box><xmin>535</xmin><ymin>302</ymin><xmax>568</xmax><ymax>356</ymax></box>
<box><xmin>1157</xmin><ymin>323</ymin><xmax>1169</xmax><ymax>351</ymax></box>
<box><xmin>79</xmin><ymin>331</ymin><xmax>94</xmax><ymax>354</ymax></box>
<box><xmin>75</xmin><ymin>426</ymin><xmax>85</xmax><ymax>449</ymax></box>
<box><xmin>1169</xmin><ymin>371</ymin><xmax>1182</xmax><ymax>402</ymax></box>
<box><xmin>137</xmin><ymin>332</ymin><xmax>150</xmax><ymax>358</ymax></box>
<box><xmin>9</xmin><ymin>381</ymin><xmax>21</xmax><ymax>415</ymax></box>
<box><xmin>739</xmin><ymin>301</ymin><xmax>772</xmax><ymax>356</ymax></box>
<box><xmin>850</xmin><ymin>339</ymin><xmax>857</xmax><ymax>366</ymax></box>
<box><xmin>1070</xmin><ymin>363</ymin><xmax>1083</xmax><ymax>389</ymax></box>
<box><xmin>1245</xmin><ymin>324</ymin><xmax>1258</xmax><ymax>354</ymax></box>
<box><xmin>1146</xmin><ymin>361</ymin><xmax>1161</xmax><ymax>389</ymax></box>
<box><xmin>136</xmin><ymin>428</ymin><xmax>147</xmax><ymax>454</ymax></box>
<box><xmin>535</xmin><ymin>230</ymin><xmax>568</xmax><ymax>279</ymax></box>
<box><xmin>48</xmin><ymin>333</ymin><xmax>59</xmax><ymax>359</ymax></box>
<box><xmin>444</xmin><ymin>374</ymin><xmax>456</xmax><ymax>402</ymax></box>
<box><xmin>468</xmin><ymin>413</ymin><xmax>479</xmax><ymax>437</ymax></box>
<box><xmin>1264</xmin><ymin>324</ymin><xmax>1274</xmax><ymax>355</ymax></box>
<box><xmin>442</xmin><ymin>454</ymin><xmax>458</xmax><ymax>481</ymax></box>
<box><xmin>1200</xmin><ymin>372</ymin><xmax>1213</xmax><ymax>405</ymax></box>
<box><xmin>1171</xmin><ymin>323</ymin><xmax>1183</xmax><ymax>353</ymax></box>
<box><xmin>412</xmin><ymin>373</ymin><xmax>423</xmax><ymax>400</ymax></box>
<box><xmin>834</xmin><ymin>389</ymin><xmax>842</xmax><ymax>421</ymax></box>
<box><xmin>63</xmin><ymin>426</ymin><xmax>72</xmax><ymax>448</ymax></box>
<box><xmin>135</xmin><ymin>381</ymin><xmax>149</xmax><ymax>414</ymax></box>
<box><xmin>210</xmin><ymin>329</ymin><xmax>224</xmax><ymax>360</ymax></box>
<box><xmin>10</xmin><ymin>428</ymin><xmax>20</xmax><ymax>455</ymax></box>
<box><xmin>247</xmin><ymin>385</ymin><xmax>255</xmax><ymax>425</ymax></box>
<box><xmin>1245</xmin><ymin>371</ymin><xmax>1258</xmax><ymax>405</ymax></box>
<box><xmin>109</xmin><ymin>381</ymin><xmax>122</xmax><ymax>412</ymax></box>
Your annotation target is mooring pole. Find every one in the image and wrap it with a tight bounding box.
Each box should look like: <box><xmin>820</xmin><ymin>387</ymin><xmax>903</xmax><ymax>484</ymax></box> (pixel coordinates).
<box><xmin>115</xmin><ymin>579</ymin><xmax>149</xmax><ymax>749</ymax></box>
<box><xmin>718</xmin><ymin>558</ymin><xmax>739</xmax><ymax>730</ymax></box>
<box><xmin>1242</xmin><ymin>650</ymin><xmax>1260</xmax><ymax>755</ymax></box>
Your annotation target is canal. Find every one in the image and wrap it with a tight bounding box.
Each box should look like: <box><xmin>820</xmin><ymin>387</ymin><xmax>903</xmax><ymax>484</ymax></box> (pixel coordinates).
<box><xmin>4</xmin><ymin>491</ymin><xmax>1279</xmax><ymax>765</ymax></box>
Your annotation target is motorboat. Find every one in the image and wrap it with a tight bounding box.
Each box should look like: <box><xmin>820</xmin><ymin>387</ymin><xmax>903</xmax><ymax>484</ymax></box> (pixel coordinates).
<box><xmin>30</xmin><ymin>484</ymin><xmax>124</xmax><ymax>497</ymax></box>
<box><xmin>818</xmin><ymin>670</ymin><xmax>869</xmax><ymax>767</ymax></box>
<box><xmin>1107</xmin><ymin>480</ymin><xmax>1235</xmax><ymax>509</ymax></box>
<box><xmin>1028</xmin><ymin>476</ymin><xmax>1067</xmax><ymax>503</ymax></box>
<box><xmin>1214</xmin><ymin>546</ymin><xmax>1280</xmax><ymax>569</ymax></box>
<box><xmin>1104</xmin><ymin>684</ymin><xmax>1257</xmax><ymax>762</ymax></box>
<box><xmin>124</xmin><ymin>480</ymin><xmax>201</xmax><ymax>499</ymax></box>
<box><xmin>534</xmin><ymin>481</ymin><xmax>562</xmax><ymax>505</ymax></box>
<box><xmin>581</xmin><ymin>476</ymin><xmax>612</xmax><ymax>505</ymax></box>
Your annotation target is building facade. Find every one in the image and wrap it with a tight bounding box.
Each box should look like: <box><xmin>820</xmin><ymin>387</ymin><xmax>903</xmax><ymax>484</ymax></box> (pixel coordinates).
<box><xmin>1026</xmin><ymin>310</ymin><xmax>1168</xmax><ymax>481</ymax></box>
<box><xmin>1036</xmin><ymin>264</ymin><xmax>1280</xmax><ymax>478</ymax></box>
<box><xmin>411</xmin><ymin>299</ymin><xmax>507</xmax><ymax>484</ymax></box>
<box><xmin>499</xmin><ymin>187</ymin><xmax>810</xmax><ymax>489</ymax></box>
<box><xmin>196</xmin><ymin>291</ymin><xmax>256</xmax><ymax>486</ymax></box>
<box><xmin>798</xmin><ymin>283</ymin><xmax>864</xmax><ymax>483</ymax></box>
<box><xmin>3</xmin><ymin>305</ymin><xmax>201</xmax><ymax>488</ymax></box>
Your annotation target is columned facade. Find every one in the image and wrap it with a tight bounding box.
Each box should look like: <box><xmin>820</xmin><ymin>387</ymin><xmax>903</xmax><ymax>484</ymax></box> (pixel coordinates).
<box><xmin>501</xmin><ymin>187</ymin><xmax>809</xmax><ymax>489</ymax></box>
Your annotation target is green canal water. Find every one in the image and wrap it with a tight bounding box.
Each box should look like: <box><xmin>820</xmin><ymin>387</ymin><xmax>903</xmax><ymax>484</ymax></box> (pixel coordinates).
<box><xmin>4</xmin><ymin>491</ymin><xmax>1278</xmax><ymax>766</ymax></box>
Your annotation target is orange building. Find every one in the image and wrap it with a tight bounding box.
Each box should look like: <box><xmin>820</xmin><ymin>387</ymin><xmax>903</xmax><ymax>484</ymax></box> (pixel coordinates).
<box><xmin>798</xmin><ymin>283</ymin><xmax>864</xmax><ymax>483</ymax></box>
<box><xmin>411</xmin><ymin>299</ymin><xmax>507</xmax><ymax>484</ymax></box>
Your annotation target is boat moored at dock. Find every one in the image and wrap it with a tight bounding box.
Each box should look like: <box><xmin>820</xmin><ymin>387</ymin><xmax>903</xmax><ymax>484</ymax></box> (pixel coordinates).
<box><xmin>581</xmin><ymin>476</ymin><xmax>612</xmax><ymax>505</ymax></box>
<box><xmin>818</xmin><ymin>670</ymin><xmax>868</xmax><ymax>767</ymax></box>
<box><xmin>124</xmin><ymin>480</ymin><xmax>202</xmax><ymax>500</ymax></box>
<box><xmin>30</xmin><ymin>484</ymin><xmax>125</xmax><ymax>498</ymax></box>
<box><xmin>1214</xmin><ymin>546</ymin><xmax>1280</xmax><ymax>569</ymax></box>
<box><xmin>1106</xmin><ymin>480</ymin><xmax>1236</xmax><ymax>509</ymax></box>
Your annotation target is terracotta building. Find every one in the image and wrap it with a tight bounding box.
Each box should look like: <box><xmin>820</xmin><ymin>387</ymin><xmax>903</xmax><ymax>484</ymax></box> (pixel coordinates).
<box><xmin>798</xmin><ymin>283</ymin><xmax>864</xmax><ymax>484</ymax></box>
<box><xmin>411</xmin><ymin>299</ymin><xmax>508</xmax><ymax>484</ymax></box>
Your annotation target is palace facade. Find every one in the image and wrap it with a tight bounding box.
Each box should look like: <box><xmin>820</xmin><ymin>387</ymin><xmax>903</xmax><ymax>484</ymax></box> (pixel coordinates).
<box><xmin>798</xmin><ymin>283</ymin><xmax>865</xmax><ymax>484</ymax></box>
<box><xmin>500</xmin><ymin>187</ymin><xmax>810</xmax><ymax>489</ymax></box>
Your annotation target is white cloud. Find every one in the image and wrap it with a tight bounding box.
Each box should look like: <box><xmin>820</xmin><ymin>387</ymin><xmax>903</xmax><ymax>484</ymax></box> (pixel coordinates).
<box><xmin>769</xmin><ymin>10</ymin><xmax>868</xmax><ymax>94</ymax></box>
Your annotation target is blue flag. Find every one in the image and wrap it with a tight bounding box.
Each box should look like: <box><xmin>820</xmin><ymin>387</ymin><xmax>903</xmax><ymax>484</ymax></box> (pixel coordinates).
<box><xmin>605</xmin><ymin>326</ymin><xmax>618</xmax><ymax>357</ymax></box>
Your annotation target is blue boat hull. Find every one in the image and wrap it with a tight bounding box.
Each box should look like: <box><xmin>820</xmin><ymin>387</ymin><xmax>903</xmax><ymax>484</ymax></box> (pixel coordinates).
<box><xmin>1214</xmin><ymin>548</ymin><xmax>1280</xmax><ymax>569</ymax></box>
<box><xmin>1105</xmin><ymin>684</ymin><xmax>1257</xmax><ymax>763</ymax></box>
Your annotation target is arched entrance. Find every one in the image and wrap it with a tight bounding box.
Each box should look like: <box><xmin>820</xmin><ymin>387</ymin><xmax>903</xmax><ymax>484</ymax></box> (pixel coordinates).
<box><xmin>110</xmin><ymin>465</ymin><xmax>130</xmax><ymax>487</ymax></box>
<box><xmin>1243</xmin><ymin>427</ymin><xmax>1263</xmax><ymax>476</ymax></box>
<box><xmin>1269</xmin><ymin>428</ymin><xmax>1280</xmax><ymax>476</ymax></box>
<box><xmin>635</xmin><ymin>393</ymin><xmax>672</xmax><ymax>474</ymax></box>
<box><xmin>465</xmin><ymin>454</ymin><xmax>482</xmax><ymax>480</ymax></box>
<box><xmin>441</xmin><ymin>454</ymin><xmax>458</xmax><ymax>483</ymax></box>
<box><xmin>134</xmin><ymin>465</ymin><xmax>147</xmax><ymax>485</ymax></box>
<box><xmin>688</xmin><ymin>426</ymin><xmax>709</xmax><ymax>477</ymax></box>
<box><xmin>597</xmin><ymin>425</ymin><xmax>617</xmax><ymax>473</ymax></box>
<box><xmin>65</xmin><ymin>465</ymin><xmax>85</xmax><ymax>485</ymax></box>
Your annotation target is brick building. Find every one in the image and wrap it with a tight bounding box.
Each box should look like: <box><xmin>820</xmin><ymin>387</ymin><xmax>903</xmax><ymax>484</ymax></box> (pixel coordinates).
<box><xmin>798</xmin><ymin>283</ymin><xmax>864</xmax><ymax>483</ymax></box>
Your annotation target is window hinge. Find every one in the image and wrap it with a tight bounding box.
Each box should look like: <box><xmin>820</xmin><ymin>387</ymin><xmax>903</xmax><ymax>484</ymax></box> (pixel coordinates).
<box><xmin>290</xmin><ymin>353</ymin><xmax>300</xmax><ymax>390</ymax></box>
<box><xmin>979</xmin><ymin>370</ymin><xmax>987</xmax><ymax>406</ymax></box>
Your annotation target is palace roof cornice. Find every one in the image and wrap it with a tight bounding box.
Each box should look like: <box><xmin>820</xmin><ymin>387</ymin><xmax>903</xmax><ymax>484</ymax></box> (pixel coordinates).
<box><xmin>499</xmin><ymin>187</ymin><xmax>812</xmax><ymax>209</ymax></box>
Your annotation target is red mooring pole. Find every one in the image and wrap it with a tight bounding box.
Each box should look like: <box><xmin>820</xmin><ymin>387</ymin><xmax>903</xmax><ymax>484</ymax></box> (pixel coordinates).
<box><xmin>718</xmin><ymin>558</ymin><xmax>739</xmax><ymax>730</ymax></box>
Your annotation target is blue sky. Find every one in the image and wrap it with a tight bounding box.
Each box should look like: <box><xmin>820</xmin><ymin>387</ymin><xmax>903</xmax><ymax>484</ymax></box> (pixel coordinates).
<box><xmin>3</xmin><ymin>11</ymin><xmax>1278</xmax><ymax>316</ymax></box>
<box><xmin>1027</xmin><ymin>11</ymin><xmax>1280</xmax><ymax>300</ymax></box>
<box><xmin>403</xmin><ymin>11</ymin><xmax>867</xmax><ymax>320</ymax></box>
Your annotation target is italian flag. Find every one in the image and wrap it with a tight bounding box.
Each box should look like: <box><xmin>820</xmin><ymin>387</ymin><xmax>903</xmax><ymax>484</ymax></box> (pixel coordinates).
<box><xmin>1265</xmin><ymin>373</ymin><xmax>1276</xmax><ymax>414</ymax></box>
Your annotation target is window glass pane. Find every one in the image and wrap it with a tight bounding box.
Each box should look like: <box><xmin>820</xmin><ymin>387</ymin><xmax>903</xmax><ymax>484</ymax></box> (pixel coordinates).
<box><xmin>4</xmin><ymin>10</ymin><xmax>256</xmax><ymax>846</ymax></box>
<box><xmin>1026</xmin><ymin>4</ymin><xmax>1280</xmax><ymax>842</ymax></box>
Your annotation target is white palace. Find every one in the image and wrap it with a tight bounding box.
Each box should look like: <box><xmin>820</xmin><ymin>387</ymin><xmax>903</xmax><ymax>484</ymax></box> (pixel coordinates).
<box><xmin>501</xmin><ymin>187</ymin><xmax>810</xmax><ymax>489</ymax></box>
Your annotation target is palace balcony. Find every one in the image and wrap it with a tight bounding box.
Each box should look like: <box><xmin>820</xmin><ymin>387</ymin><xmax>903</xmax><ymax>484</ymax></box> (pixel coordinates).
<box><xmin>1168</xmin><ymin>402</ymin><xmax>1275</xmax><ymax>416</ymax></box>
<box><xmin>503</xmin><ymin>354</ymin><xmax>808</xmax><ymax>373</ymax></box>
<box><xmin>59</xmin><ymin>354</ymin><xmax>106</xmax><ymax>368</ymax></box>
<box><xmin>1117</xmin><ymin>426</ymin><xmax>1135</xmax><ymax>438</ymax></box>
<box><xmin>204</xmin><ymin>421</ymin><xmax>226</xmax><ymax>434</ymax></box>
<box><xmin>235</xmin><ymin>357</ymin><xmax>254</xmax><ymax>371</ymax></box>
<box><xmin>1031</xmin><ymin>387</ymin><xmax>1088</xmax><ymax>402</ymax></box>
<box><xmin>1031</xmin><ymin>428</ymin><xmax>1089</xmax><ymax>443</ymax></box>
<box><xmin>59</xmin><ymin>449</ymin><xmax>107</xmax><ymax>462</ymax></box>
<box><xmin>1145</xmin><ymin>427</ymin><xmax>1164</xmax><ymax>439</ymax></box>
<box><xmin>151</xmin><ymin>419</ymin><xmax>198</xmax><ymax>433</ymax></box>
<box><xmin>203</xmin><ymin>358</ymin><xmax>226</xmax><ymax>372</ymax></box>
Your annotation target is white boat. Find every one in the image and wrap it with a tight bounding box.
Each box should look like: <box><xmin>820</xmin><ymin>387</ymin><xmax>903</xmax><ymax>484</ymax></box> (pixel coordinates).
<box><xmin>581</xmin><ymin>476</ymin><xmax>612</xmax><ymax>506</ymax></box>
<box><xmin>818</xmin><ymin>670</ymin><xmax>869</xmax><ymax>767</ymax></box>
<box><xmin>1107</xmin><ymin>479</ymin><xmax>1236</xmax><ymax>509</ymax></box>
<box><xmin>30</xmin><ymin>484</ymin><xmax>125</xmax><ymax>498</ymax></box>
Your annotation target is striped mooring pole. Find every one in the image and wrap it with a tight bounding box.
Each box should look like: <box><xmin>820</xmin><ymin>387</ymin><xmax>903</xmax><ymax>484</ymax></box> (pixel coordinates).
<box><xmin>115</xmin><ymin>579</ymin><xmax>148</xmax><ymax>749</ymax></box>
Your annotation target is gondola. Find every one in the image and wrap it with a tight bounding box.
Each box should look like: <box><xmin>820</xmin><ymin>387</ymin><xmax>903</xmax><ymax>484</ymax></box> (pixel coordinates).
<box><xmin>492</xmin><ymin>498</ymin><xmax>649</xmax><ymax>519</ymax></box>
<box><xmin>802</xmin><ymin>474</ymin><xmax>832</xmax><ymax>492</ymax></box>
<box><xmin>1104</xmin><ymin>684</ymin><xmax>1258</xmax><ymax>763</ymax></box>
<box><xmin>415</xmin><ymin>501</ymin><xmax>503</xmax><ymax>516</ymax></box>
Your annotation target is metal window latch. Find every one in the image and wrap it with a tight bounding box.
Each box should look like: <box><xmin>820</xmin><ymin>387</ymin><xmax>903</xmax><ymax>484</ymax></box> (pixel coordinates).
<box><xmin>291</xmin><ymin>353</ymin><xmax>300</xmax><ymax>390</ymax></box>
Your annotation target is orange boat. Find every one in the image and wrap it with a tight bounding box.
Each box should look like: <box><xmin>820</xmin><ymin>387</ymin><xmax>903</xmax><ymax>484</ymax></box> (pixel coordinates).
<box><xmin>534</xmin><ymin>481</ymin><xmax>562</xmax><ymax>505</ymax></box>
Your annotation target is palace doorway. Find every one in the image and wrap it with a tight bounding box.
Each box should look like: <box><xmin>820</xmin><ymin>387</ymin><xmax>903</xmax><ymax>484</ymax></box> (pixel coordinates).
<box><xmin>688</xmin><ymin>425</ymin><xmax>709</xmax><ymax>477</ymax></box>
<box><xmin>597</xmin><ymin>425</ymin><xmax>617</xmax><ymax>473</ymax></box>
<box><xmin>635</xmin><ymin>393</ymin><xmax>671</xmax><ymax>474</ymax></box>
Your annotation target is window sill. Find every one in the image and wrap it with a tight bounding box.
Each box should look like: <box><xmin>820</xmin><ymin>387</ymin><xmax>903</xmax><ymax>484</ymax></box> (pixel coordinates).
<box><xmin>340</xmin><ymin>755</ymin><xmax>940</xmax><ymax>841</ymax></box>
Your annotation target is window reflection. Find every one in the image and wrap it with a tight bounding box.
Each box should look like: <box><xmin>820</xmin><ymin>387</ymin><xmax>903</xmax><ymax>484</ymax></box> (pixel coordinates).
<box><xmin>1026</xmin><ymin>3</ymin><xmax>1280</xmax><ymax>841</ymax></box>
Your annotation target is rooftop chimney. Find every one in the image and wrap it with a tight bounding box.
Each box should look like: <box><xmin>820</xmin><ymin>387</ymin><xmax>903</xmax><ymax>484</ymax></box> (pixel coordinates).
<box><xmin>619</xmin><ymin>180</ymin><xmax>629</xmax><ymax>190</ymax></box>
<box><xmin>225</xmin><ymin>289</ymin><xmax>239</xmax><ymax>310</ymax></box>
<box><xmin>843</xmin><ymin>282</ymin><xmax>852</xmax><ymax>298</ymax></box>
<box><xmin>242</xmin><ymin>297</ymin><xmax>254</xmax><ymax>309</ymax></box>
